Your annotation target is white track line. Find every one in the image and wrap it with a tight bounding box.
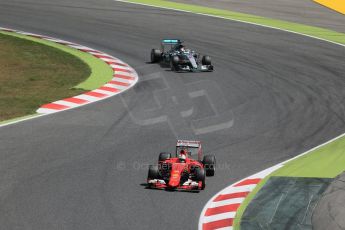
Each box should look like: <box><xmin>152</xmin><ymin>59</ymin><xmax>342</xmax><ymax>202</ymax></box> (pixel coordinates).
<box><xmin>114</xmin><ymin>0</ymin><xmax>345</xmax><ymax>48</ymax></box>
<box><xmin>0</xmin><ymin>27</ymin><xmax>139</xmax><ymax>128</ymax></box>
<box><xmin>113</xmin><ymin>2</ymin><xmax>344</xmax><ymax>229</ymax></box>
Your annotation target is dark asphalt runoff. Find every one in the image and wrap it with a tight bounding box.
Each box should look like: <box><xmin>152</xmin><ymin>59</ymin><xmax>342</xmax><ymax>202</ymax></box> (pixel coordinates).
<box><xmin>0</xmin><ymin>0</ymin><xmax>344</xmax><ymax>229</ymax></box>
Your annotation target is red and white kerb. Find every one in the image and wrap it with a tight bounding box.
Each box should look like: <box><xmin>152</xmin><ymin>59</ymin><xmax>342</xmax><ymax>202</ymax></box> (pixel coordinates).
<box><xmin>199</xmin><ymin>165</ymin><xmax>282</xmax><ymax>230</ymax></box>
<box><xmin>0</xmin><ymin>27</ymin><xmax>138</xmax><ymax>114</ymax></box>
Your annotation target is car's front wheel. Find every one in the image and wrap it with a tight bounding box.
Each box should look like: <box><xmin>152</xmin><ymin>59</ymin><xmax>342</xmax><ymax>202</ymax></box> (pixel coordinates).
<box><xmin>202</xmin><ymin>55</ymin><xmax>211</xmax><ymax>65</ymax></box>
<box><xmin>195</xmin><ymin>167</ymin><xmax>206</xmax><ymax>190</ymax></box>
<box><xmin>147</xmin><ymin>165</ymin><xmax>160</xmax><ymax>181</ymax></box>
<box><xmin>151</xmin><ymin>49</ymin><xmax>162</xmax><ymax>63</ymax></box>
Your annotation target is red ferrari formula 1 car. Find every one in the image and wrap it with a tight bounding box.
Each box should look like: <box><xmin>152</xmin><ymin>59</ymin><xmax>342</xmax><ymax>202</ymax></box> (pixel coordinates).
<box><xmin>147</xmin><ymin>140</ymin><xmax>216</xmax><ymax>191</ymax></box>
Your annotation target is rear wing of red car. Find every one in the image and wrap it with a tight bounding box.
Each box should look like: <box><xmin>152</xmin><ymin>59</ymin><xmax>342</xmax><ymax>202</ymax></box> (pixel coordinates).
<box><xmin>176</xmin><ymin>140</ymin><xmax>201</xmax><ymax>147</ymax></box>
<box><xmin>176</xmin><ymin>140</ymin><xmax>202</xmax><ymax>160</ymax></box>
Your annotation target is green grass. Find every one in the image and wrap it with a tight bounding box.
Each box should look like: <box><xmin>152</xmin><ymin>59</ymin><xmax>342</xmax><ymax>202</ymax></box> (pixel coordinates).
<box><xmin>121</xmin><ymin>0</ymin><xmax>345</xmax><ymax>45</ymax></box>
<box><xmin>120</xmin><ymin>1</ymin><xmax>344</xmax><ymax>228</ymax></box>
<box><xmin>1</xmin><ymin>31</ymin><xmax>113</xmax><ymax>91</ymax></box>
<box><xmin>0</xmin><ymin>31</ymin><xmax>113</xmax><ymax>123</ymax></box>
<box><xmin>233</xmin><ymin>176</ymin><xmax>270</xmax><ymax>229</ymax></box>
<box><xmin>0</xmin><ymin>33</ymin><xmax>91</xmax><ymax>121</ymax></box>
<box><xmin>233</xmin><ymin>134</ymin><xmax>345</xmax><ymax>229</ymax></box>
<box><xmin>0</xmin><ymin>114</ymin><xmax>42</xmax><ymax>126</ymax></box>
<box><xmin>117</xmin><ymin>1</ymin><xmax>345</xmax><ymax>227</ymax></box>
<box><xmin>273</xmin><ymin>137</ymin><xmax>345</xmax><ymax>178</ymax></box>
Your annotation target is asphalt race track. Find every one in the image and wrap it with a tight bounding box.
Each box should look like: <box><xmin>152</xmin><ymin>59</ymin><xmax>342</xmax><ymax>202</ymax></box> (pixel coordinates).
<box><xmin>0</xmin><ymin>0</ymin><xmax>344</xmax><ymax>229</ymax></box>
<box><xmin>173</xmin><ymin>0</ymin><xmax>345</xmax><ymax>33</ymax></box>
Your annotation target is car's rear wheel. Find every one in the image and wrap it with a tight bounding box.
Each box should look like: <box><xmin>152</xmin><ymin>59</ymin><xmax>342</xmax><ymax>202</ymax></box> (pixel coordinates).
<box><xmin>151</xmin><ymin>49</ymin><xmax>161</xmax><ymax>63</ymax></box>
<box><xmin>172</xmin><ymin>55</ymin><xmax>179</xmax><ymax>64</ymax></box>
<box><xmin>170</xmin><ymin>62</ymin><xmax>179</xmax><ymax>71</ymax></box>
<box><xmin>158</xmin><ymin>152</ymin><xmax>171</xmax><ymax>162</ymax></box>
<box><xmin>202</xmin><ymin>55</ymin><xmax>211</xmax><ymax>65</ymax></box>
<box><xmin>195</xmin><ymin>167</ymin><xmax>206</xmax><ymax>190</ymax></box>
<box><xmin>170</xmin><ymin>56</ymin><xmax>180</xmax><ymax>71</ymax></box>
<box><xmin>203</xmin><ymin>155</ymin><xmax>216</xmax><ymax>176</ymax></box>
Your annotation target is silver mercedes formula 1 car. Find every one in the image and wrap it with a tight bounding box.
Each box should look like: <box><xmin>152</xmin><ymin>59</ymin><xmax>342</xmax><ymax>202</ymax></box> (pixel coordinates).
<box><xmin>150</xmin><ymin>39</ymin><xmax>214</xmax><ymax>72</ymax></box>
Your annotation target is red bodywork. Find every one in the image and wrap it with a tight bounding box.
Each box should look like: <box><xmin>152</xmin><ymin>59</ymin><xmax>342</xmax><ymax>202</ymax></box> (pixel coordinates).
<box><xmin>148</xmin><ymin>140</ymin><xmax>205</xmax><ymax>191</ymax></box>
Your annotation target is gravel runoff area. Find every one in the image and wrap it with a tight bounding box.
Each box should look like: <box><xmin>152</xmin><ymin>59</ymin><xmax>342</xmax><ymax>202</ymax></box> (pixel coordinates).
<box><xmin>312</xmin><ymin>172</ymin><xmax>345</xmax><ymax>230</ymax></box>
<box><xmin>172</xmin><ymin>0</ymin><xmax>345</xmax><ymax>33</ymax></box>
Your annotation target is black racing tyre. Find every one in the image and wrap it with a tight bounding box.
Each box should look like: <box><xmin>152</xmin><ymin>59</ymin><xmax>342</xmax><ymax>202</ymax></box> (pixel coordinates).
<box><xmin>151</xmin><ymin>49</ymin><xmax>161</xmax><ymax>63</ymax></box>
<box><xmin>158</xmin><ymin>152</ymin><xmax>171</xmax><ymax>162</ymax></box>
<box><xmin>202</xmin><ymin>55</ymin><xmax>211</xmax><ymax>65</ymax></box>
<box><xmin>170</xmin><ymin>56</ymin><xmax>180</xmax><ymax>71</ymax></box>
<box><xmin>147</xmin><ymin>165</ymin><xmax>160</xmax><ymax>180</ymax></box>
<box><xmin>203</xmin><ymin>155</ymin><xmax>216</xmax><ymax>177</ymax></box>
<box><xmin>170</xmin><ymin>61</ymin><xmax>179</xmax><ymax>71</ymax></box>
<box><xmin>195</xmin><ymin>167</ymin><xmax>206</xmax><ymax>190</ymax></box>
<box><xmin>172</xmin><ymin>55</ymin><xmax>179</xmax><ymax>65</ymax></box>
<box><xmin>170</xmin><ymin>61</ymin><xmax>175</xmax><ymax>71</ymax></box>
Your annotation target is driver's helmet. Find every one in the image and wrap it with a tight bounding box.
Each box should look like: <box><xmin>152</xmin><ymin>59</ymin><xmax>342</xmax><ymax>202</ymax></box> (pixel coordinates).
<box><xmin>177</xmin><ymin>44</ymin><xmax>185</xmax><ymax>52</ymax></box>
<box><xmin>179</xmin><ymin>149</ymin><xmax>187</xmax><ymax>162</ymax></box>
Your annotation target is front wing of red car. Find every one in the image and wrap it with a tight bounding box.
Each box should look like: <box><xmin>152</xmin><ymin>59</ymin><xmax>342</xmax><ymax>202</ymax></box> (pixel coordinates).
<box><xmin>147</xmin><ymin>179</ymin><xmax>203</xmax><ymax>191</ymax></box>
